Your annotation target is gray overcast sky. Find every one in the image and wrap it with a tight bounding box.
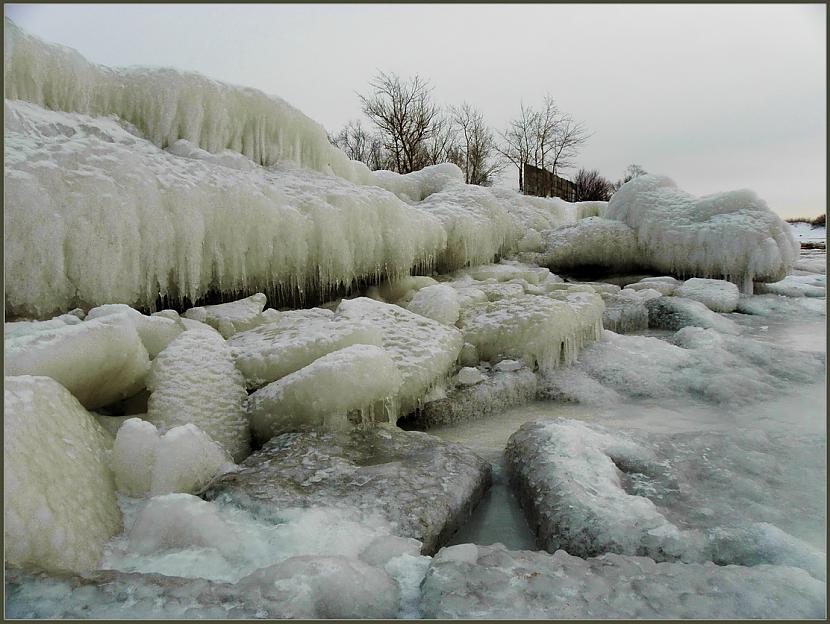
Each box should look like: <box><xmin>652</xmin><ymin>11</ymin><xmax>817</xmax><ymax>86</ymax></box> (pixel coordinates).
<box><xmin>5</xmin><ymin>3</ymin><xmax>826</xmax><ymax>218</ymax></box>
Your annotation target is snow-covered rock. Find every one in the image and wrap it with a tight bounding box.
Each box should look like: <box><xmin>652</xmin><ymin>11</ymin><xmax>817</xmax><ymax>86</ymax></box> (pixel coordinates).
<box><xmin>86</xmin><ymin>303</ymin><xmax>185</xmax><ymax>357</ymax></box>
<box><xmin>5</xmin><ymin>375</ymin><xmax>122</xmax><ymax>574</ymax></box>
<box><xmin>456</xmin><ymin>367</ymin><xmax>485</xmax><ymax>386</ymax></box>
<box><xmin>228</xmin><ymin>309</ymin><xmax>383</xmax><ymax>389</ymax></box>
<box><xmin>420</xmin><ymin>543</ymin><xmax>825</xmax><ymax>619</ymax></box>
<box><xmin>676</xmin><ymin>277</ymin><xmax>741</xmax><ymax>312</ymax></box>
<box><xmin>600</xmin><ymin>291</ymin><xmax>649</xmax><ymax>334</ymax></box>
<box><xmin>536</xmin><ymin>217</ymin><xmax>643</xmax><ymax>271</ymax></box>
<box><xmin>4</xmin><ymin>314</ymin><xmax>150</xmax><ymax>409</ymax></box>
<box><xmin>146</xmin><ymin>329</ymin><xmax>250</xmax><ymax>461</ymax></box>
<box><xmin>246</xmin><ymin>344</ymin><xmax>403</xmax><ymax>444</ymax></box>
<box><xmin>645</xmin><ymin>296</ymin><xmax>740</xmax><ymax>333</ymax></box>
<box><xmin>183</xmin><ymin>293</ymin><xmax>268</xmax><ymax>339</ymax></box>
<box><xmin>755</xmin><ymin>274</ymin><xmax>826</xmax><ymax>298</ymax></box>
<box><xmin>606</xmin><ymin>175</ymin><xmax>800</xmax><ymax>292</ymax></box>
<box><xmin>406</xmin><ymin>284</ymin><xmax>461</xmax><ymax>326</ymax></box>
<box><xmin>203</xmin><ymin>424</ymin><xmax>491</xmax><ymax>555</ymax></box>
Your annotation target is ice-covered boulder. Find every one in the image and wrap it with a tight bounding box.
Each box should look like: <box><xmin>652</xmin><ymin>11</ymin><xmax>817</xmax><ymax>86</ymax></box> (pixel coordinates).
<box><xmin>459</xmin><ymin>290</ymin><xmax>604</xmax><ymax>372</ymax></box>
<box><xmin>112</xmin><ymin>418</ymin><xmax>234</xmax><ymax>496</ymax></box>
<box><xmin>606</xmin><ymin>175</ymin><xmax>800</xmax><ymax>292</ymax></box>
<box><xmin>4</xmin><ymin>314</ymin><xmax>150</xmax><ymax>409</ymax></box>
<box><xmin>4</xmin><ymin>375</ymin><xmax>122</xmax><ymax>574</ymax></box>
<box><xmin>406</xmin><ymin>284</ymin><xmax>461</xmax><ymax>326</ymax></box>
<box><xmin>536</xmin><ymin>217</ymin><xmax>643</xmax><ymax>271</ymax></box>
<box><xmin>86</xmin><ymin>303</ymin><xmax>185</xmax><ymax>357</ymax></box>
<box><xmin>247</xmin><ymin>344</ymin><xmax>403</xmax><ymax>444</ymax></box>
<box><xmin>625</xmin><ymin>278</ymin><xmax>679</xmax><ymax>296</ymax></box>
<box><xmin>183</xmin><ymin>293</ymin><xmax>268</xmax><ymax>339</ymax></box>
<box><xmin>420</xmin><ymin>543</ymin><xmax>826</xmax><ymax>619</ymax></box>
<box><xmin>404</xmin><ymin>368</ymin><xmax>538</xmax><ymax>428</ymax></box>
<box><xmin>645</xmin><ymin>296</ymin><xmax>740</xmax><ymax>333</ymax></box>
<box><xmin>336</xmin><ymin>297</ymin><xmax>464</xmax><ymax>415</ymax></box>
<box><xmin>4</xmin><ymin>313</ymin><xmax>82</xmax><ymax>340</ymax></box>
<box><xmin>600</xmin><ymin>291</ymin><xmax>650</xmax><ymax>334</ymax></box>
<box><xmin>755</xmin><ymin>274</ymin><xmax>826</xmax><ymax>298</ymax></box>
<box><xmin>456</xmin><ymin>367</ymin><xmax>485</xmax><ymax>386</ymax></box>
<box><xmin>228</xmin><ymin>309</ymin><xmax>383</xmax><ymax>389</ymax></box>
<box><xmin>204</xmin><ymin>424</ymin><xmax>492</xmax><ymax>555</ymax></box>
<box><xmin>146</xmin><ymin>329</ymin><xmax>250</xmax><ymax>461</ymax></box>
<box><xmin>677</xmin><ymin>278</ymin><xmax>741</xmax><ymax>312</ymax></box>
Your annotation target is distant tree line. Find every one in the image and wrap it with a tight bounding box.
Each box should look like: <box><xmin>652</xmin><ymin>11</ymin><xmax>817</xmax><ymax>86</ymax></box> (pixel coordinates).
<box><xmin>786</xmin><ymin>214</ymin><xmax>826</xmax><ymax>227</ymax></box>
<box><xmin>573</xmin><ymin>164</ymin><xmax>648</xmax><ymax>202</ymax></box>
<box><xmin>329</xmin><ymin>71</ymin><xmax>591</xmax><ymax>188</ymax></box>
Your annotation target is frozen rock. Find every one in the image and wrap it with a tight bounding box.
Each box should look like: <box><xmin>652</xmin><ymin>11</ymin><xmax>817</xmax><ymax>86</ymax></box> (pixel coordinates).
<box><xmin>336</xmin><ymin>297</ymin><xmax>463</xmax><ymax>415</ymax></box>
<box><xmin>626</xmin><ymin>279</ymin><xmax>678</xmax><ymax>296</ymax></box>
<box><xmin>4</xmin><ymin>375</ymin><xmax>122</xmax><ymax>573</ymax></box>
<box><xmin>4</xmin><ymin>314</ymin><xmax>150</xmax><ymax>409</ymax></box>
<box><xmin>228</xmin><ymin>309</ymin><xmax>383</xmax><ymax>389</ymax></box>
<box><xmin>601</xmin><ymin>292</ymin><xmax>649</xmax><ymax>334</ymax></box>
<box><xmin>606</xmin><ymin>175</ymin><xmax>800</xmax><ymax>292</ymax></box>
<box><xmin>86</xmin><ymin>303</ymin><xmax>185</xmax><ymax>357</ymax></box>
<box><xmin>459</xmin><ymin>291</ymin><xmax>604</xmax><ymax>373</ymax></box>
<box><xmin>404</xmin><ymin>369</ymin><xmax>538</xmax><ymax>428</ymax></box>
<box><xmin>677</xmin><ymin>277</ymin><xmax>741</xmax><ymax>312</ymax></box>
<box><xmin>247</xmin><ymin>344</ymin><xmax>403</xmax><ymax>445</ymax></box>
<box><xmin>456</xmin><ymin>367</ymin><xmax>484</xmax><ymax>386</ymax></box>
<box><xmin>4</xmin><ymin>313</ymin><xmax>82</xmax><ymax>341</ymax></box>
<box><xmin>645</xmin><ymin>296</ymin><xmax>740</xmax><ymax>333</ymax></box>
<box><xmin>111</xmin><ymin>418</ymin><xmax>160</xmax><ymax>496</ymax></box>
<box><xmin>147</xmin><ymin>329</ymin><xmax>250</xmax><ymax>461</ymax></box>
<box><xmin>736</xmin><ymin>293</ymin><xmax>826</xmax><ymax>318</ymax></box>
<box><xmin>537</xmin><ymin>217</ymin><xmax>643</xmax><ymax>271</ymax></box>
<box><xmin>204</xmin><ymin>424</ymin><xmax>491</xmax><ymax>555</ymax></box>
<box><xmin>406</xmin><ymin>284</ymin><xmax>461</xmax><ymax>326</ymax></box>
<box><xmin>420</xmin><ymin>543</ymin><xmax>826</xmax><ymax>619</ymax></box>
<box><xmin>755</xmin><ymin>274</ymin><xmax>826</xmax><ymax>298</ymax></box>
<box><xmin>620</xmin><ymin>286</ymin><xmax>664</xmax><ymax>301</ymax></box>
<box><xmin>183</xmin><ymin>293</ymin><xmax>268</xmax><ymax>339</ymax></box>
<box><xmin>493</xmin><ymin>359</ymin><xmax>522</xmax><ymax>372</ymax></box>
<box><xmin>457</xmin><ymin>342</ymin><xmax>479</xmax><ymax>367</ymax></box>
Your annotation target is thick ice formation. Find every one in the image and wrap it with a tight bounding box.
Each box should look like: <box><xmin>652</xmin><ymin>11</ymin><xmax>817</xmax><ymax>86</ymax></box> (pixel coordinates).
<box><xmin>4</xmin><ymin>313</ymin><xmax>150</xmax><ymax>409</ymax></box>
<box><xmin>86</xmin><ymin>303</ymin><xmax>185</xmax><ymax>357</ymax></box>
<box><xmin>204</xmin><ymin>424</ymin><xmax>492</xmax><ymax>555</ymax></box>
<box><xmin>228</xmin><ymin>308</ymin><xmax>383</xmax><ymax>389</ymax></box>
<box><xmin>534</xmin><ymin>217</ymin><xmax>642</xmax><ymax>271</ymax></box>
<box><xmin>606</xmin><ymin>175</ymin><xmax>800</xmax><ymax>292</ymax></box>
<box><xmin>4</xmin><ymin>100</ymin><xmax>446</xmax><ymax>317</ymax></box>
<box><xmin>336</xmin><ymin>297</ymin><xmax>464</xmax><ymax>415</ymax></box>
<box><xmin>406</xmin><ymin>284</ymin><xmax>461</xmax><ymax>326</ymax></box>
<box><xmin>5</xmin><ymin>375</ymin><xmax>122</xmax><ymax>573</ymax></box>
<box><xmin>3</xmin><ymin>18</ymin><xmax>370</xmax><ymax>181</ymax></box>
<box><xmin>111</xmin><ymin>419</ymin><xmax>233</xmax><ymax>496</ymax></box>
<box><xmin>676</xmin><ymin>278</ymin><xmax>740</xmax><ymax>312</ymax></box>
<box><xmin>183</xmin><ymin>293</ymin><xmax>268</xmax><ymax>339</ymax></box>
<box><xmin>540</xmin><ymin>328</ymin><xmax>824</xmax><ymax>406</ymax></box>
<box><xmin>4</xmin><ymin>313</ymin><xmax>82</xmax><ymax>340</ymax></box>
<box><xmin>146</xmin><ymin>329</ymin><xmax>250</xmax><ymax>461</ymax></box>
<box><xmin>755</xmin><ymin>274</ymin><xmax>826</xmax><ymax>298</ymax></box>
<box><xmin>600</xmin><ymin>291</ymin><xmax>650</xmax><ymax>334</ymax></box>
<box><xmin>420</xmin><ymin>544</ymin><xmax>826</xmax><ymax>619</ymax></box>
<box><xmin>247</xmin><ymin>344</ymin><xmax>403</xmax><ymax>444</ymax></box>
<box><xmin>645</xmin><ymin>296</ymin><xmax>740</xmax><ymax>333</ymax></box>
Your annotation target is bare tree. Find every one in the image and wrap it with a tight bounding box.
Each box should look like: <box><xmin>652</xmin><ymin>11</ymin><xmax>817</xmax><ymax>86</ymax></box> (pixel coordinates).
<box><xmin>330</xmin><ymin>119</ymin><xmax>390</xmax><ymax>171</ymax></box>
<box><xmin>611</xmin><ymin>163</ymin><xmax>648</xmax><ymax>192</ymax></box>
<box><xmin>548</xmin><ymin>115</ymin><xmax>589</xmax><ymax>176</ymax></box>
<box><xmin>450</xmin><ymin>103</ymin><xmax>504</xmax><ymax>186</ymax></box>
<box><xmin>418</xmin><ymin>111</ymin><xmax>458</xmax><ymax>168</ymax></box>
<box><xmin>574</xmin><ymin>168</ymin><xmax>612</xmax><ymax>201</ymax></box>
<box><xmin>496</xmin><ymin>102</ymin><xmax>537</xmax><ymax>191</ymax></box>
<box><xmin>358</xmin><ymin>71</ymin><xmax>439</xmax><ymax>174</ymax></box>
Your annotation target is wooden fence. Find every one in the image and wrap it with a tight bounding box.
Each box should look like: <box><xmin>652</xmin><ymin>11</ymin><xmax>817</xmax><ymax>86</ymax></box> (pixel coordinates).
<box><xmin>523</xmin><ymin>163</ymin><xmax>576</xmax><ymax>201</ymax></box>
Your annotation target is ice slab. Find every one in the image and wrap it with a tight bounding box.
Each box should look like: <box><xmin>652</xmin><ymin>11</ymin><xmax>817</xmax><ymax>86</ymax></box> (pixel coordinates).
<box><xmin>676</xmin><ymin>277</ymin><xmax>741</xmax><ymax>312</ymax></box>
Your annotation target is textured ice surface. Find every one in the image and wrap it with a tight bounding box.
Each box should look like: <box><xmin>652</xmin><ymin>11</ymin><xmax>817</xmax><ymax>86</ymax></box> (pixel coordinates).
<box><xmin>406</xmin><ymin>284</ymin><xmax>461</xmax><ymax>326</ymax></box>
<box><xmin>420</xmin><ymin>543</ymin><xmax>826</xmax><ymax>619</ymax></box>
<box><xmin>86</xmin><ymin>303</ymin><xmax>185</xmax><ymax>357</ymax></box>
<box><xmin>4</xmin><ymin>375</ymin><xmax>122</xmax><ymax>573</ymax></box>
<box><xmin>407</xmin><ymin>369</ymin><xmax>538</xmax><ymax>428</ymax></box>
<box><xmin>4</xmin><ymin>313</ymin><xmax>150</xmax><ymax>409</ymax></box>
<box><xmin>183</xmin><ymin>293</ymin><xmax>268</xmax><ymax>338</ymax></box>
<box><xmin>204</xmin><ymin>424</ymin><xmax>491</xmax><ymax>555</ymax></box>
<box><xmin>755</xmin><ymin>274</ymin><xmax>826</xmax><ymax>298</ymax></box>
<box><xmin>336</xmin><ymin>297</ymin><xmax>463</xmax><ymax>415</ymax></box>
<box><xmin>606</xmin><ymin>175</ymin><xmax>800</xmax><ymax>291</ymax></box>
<box><xmin>247</xmin><ymin>344</ymin><xmax>403</xmax><ymax>444</ymax></box>
<box><xmin>456</xmin><ymin>367</ymin><xmax>485</xmax><ymax>385</ymax></box>
<box><xmin>536</xmin><ymin>217</ymin><xmax>642</xmax><ymax>271</ymax></box>
<box><xmin>228</xmin><ymin>308</ymin><xmax>383</xmax><ymax>389</ymax></box>
<box><xmin>645</xmin><ymin>295</ymin><xmax>740</xmax><ymax>333</ymax></box>
<box><xmin>600</xmin><ymin>291</ymin><xmax>650</xmax><ymax>334</ymax></box>
<box><xmin>146</xmin><ymin>329</ymin><xmax>250</xmax><ymax>461</ymax></box>
<box><xmin>541</xmin><ymin>328</ymin><xmax>824</xmax><ymax>406</ymax></box>
<box><xmin>676</xmin><ymin>277</ymin><xmax>741</xmax><ymax>312</ymax></box>
<box><xmin>506</xmin><ymin>418</ymin><xmax>826</xmax><ymax>580</ymax></box>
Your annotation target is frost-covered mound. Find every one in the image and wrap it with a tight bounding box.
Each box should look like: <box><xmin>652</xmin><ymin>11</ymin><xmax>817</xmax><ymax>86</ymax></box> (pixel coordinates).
<box><xmin>420</xmin><ymin>543</ymin><xmax>825</xmax><ymax>619</ymax></box>
<box><xmin>147</xmin><ymin>329</ymin><xmax>250</xmax><ymax>461</ymax></box>
<box><xmin>5</xmin><ymin>376</ymin><xmax>122</xmax><ymax>574</ymax></box>
<box><xmin>606</xmin><ymin>175</ymin><xmax>800</xmax><ymax>292</ymax></box>
<box><xmin>247</xmin><ymin>344</ymin><xmax>403</xmax><ymax>444</ymax></box>
<box><xmin>4</xmin><ymin>313</ymin><xmax>150</xmax><ymax>409</ymax></box>
<box><xmin>506</xmin><ymin>419</ymin><xmax>826</xmax><ymax>580</ymax></box>
<box><xmin>540</xmin><ymin>328</ymin><xmax>824</xmax><ymax>406</ymax></box>
<box><xmin>4</xmin><ymin>100</ymin><xmax>446</xmax><ymax>317</ymax></box>
<box><xmin>336</xmin><ymin>298</ymin><xmax>463</xmax><ymax>416</ymax></box>
<box><xmin>204</xmin><ymin>425</ymin><xmax>491</xmax><ymax>555</ymax></box>
<box><xmin>4</xmin><ymin>18</ymin><xmax>369</xmax><ymax>181</ymax></box>
<box><xmin>531</xmin><ymin>217</ymin><xmax>643</xmax><ymax>271</ymax></box>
